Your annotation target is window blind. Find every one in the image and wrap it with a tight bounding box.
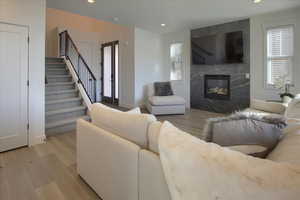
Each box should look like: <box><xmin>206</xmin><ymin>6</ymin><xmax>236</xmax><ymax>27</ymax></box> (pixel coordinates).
<box><xmin>267</xmin><ymin>26</ymin><xmax>294</xmax><ymax>85</ymax></box>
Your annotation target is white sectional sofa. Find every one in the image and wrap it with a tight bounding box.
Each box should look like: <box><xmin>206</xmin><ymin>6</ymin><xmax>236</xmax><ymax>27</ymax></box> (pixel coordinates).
<box><xmin>77</xmin><ymin>103</ymin><xmax>300</xmax><ymax>200</ymax></box>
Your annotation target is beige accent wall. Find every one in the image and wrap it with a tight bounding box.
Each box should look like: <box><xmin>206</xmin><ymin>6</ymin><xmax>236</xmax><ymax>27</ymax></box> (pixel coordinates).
<box><xmin>46</xmin><ymin>8</ymin><xmax>135</xmax><ymax>108</ymax></box>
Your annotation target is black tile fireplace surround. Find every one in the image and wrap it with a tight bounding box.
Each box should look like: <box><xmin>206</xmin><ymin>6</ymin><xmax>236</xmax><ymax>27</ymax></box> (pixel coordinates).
<box><xmin>204</xmin><ymin>75</ymin><xmax>230</xmax><ymax>100</ymax></box>
<box><xmin>190</xmin><ymin>19</ymin><xmax>250</xmax><ymax>113</ymax></box>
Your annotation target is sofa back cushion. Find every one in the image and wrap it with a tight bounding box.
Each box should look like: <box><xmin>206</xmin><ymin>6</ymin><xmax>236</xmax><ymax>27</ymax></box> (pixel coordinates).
<box><xmin>148</xmin><ymin>121</ymin><xmax>162</xmax><ymax>154</ymax></box>
<box><xmin>250</xmin><ymin>99</ymin><xmax>286</xmax><ymax>114</ymax></box>
<box><xmin>91</xmin><ymin>103</ymin><xmax>156</xmax><ymax>148</ymax></box>
<box><xmin>267</xmin><ymin>123</ymin><xmax>300</xmax><ymax>165</ymax></box>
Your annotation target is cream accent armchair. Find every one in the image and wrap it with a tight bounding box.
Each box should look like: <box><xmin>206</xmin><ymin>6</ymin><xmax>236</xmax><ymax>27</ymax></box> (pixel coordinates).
<box><xmin>146</xmin><ymin>82</ymin><xmax>186</xmax><ymax>115</ymax></box>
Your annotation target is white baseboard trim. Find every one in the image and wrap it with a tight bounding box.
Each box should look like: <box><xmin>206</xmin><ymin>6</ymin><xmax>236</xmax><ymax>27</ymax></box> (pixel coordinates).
<box><xmin>29</xmin><ymin>134</ymin><xmax>46</xmax><ymax>146</ymax></box>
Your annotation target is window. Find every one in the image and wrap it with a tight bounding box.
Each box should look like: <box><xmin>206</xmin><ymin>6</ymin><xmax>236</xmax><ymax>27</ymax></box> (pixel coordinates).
<box><xmin>170</xmin><ymin>43</ymin><xmax>183</xmax><ymax>81</ymax></box>
<box><xmin>266</xmin><ymin>25</ymin><xmax>294</xmax><ymax>86</ymax></box>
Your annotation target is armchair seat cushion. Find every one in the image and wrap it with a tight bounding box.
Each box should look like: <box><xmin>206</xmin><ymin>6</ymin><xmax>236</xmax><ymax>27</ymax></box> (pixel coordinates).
<box><xmin>149</xmin><ymin>95</ymin><xmax>186</xmax><ymax>106</ymax></box>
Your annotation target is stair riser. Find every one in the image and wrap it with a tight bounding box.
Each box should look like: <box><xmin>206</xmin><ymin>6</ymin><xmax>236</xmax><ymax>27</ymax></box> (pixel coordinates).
<box><xmin>46</xmin><ymin>109</ymin><xmax>86</xmax><ymax>123</ymax></box>
<box><xmin>46</xmin><ymin>92</ymin><xmax>78</xmax><ymax>101</ymax></box>
<box><xmin>47</xmin><ymin>77</ymin><xmax>72</xmax><ymax>83</ymax></box>
<box><xmin>46</xmin><ymin>70</ymin><xmax>68</xmax><ymax>75</ymax></box>
<box><xmin>46</xmin><ymin>122</ymin><xmax>76</xmax><ymax>136</ymax></box>
<box><xmin>46</xmin><ymin>66</ymin><xmax>66</xmax><ymax>71</ymax></box>
<box><xmin>46</xmin><ymin>84</ymin><xmax>75</xmax><ymax>92</ymax></box>
<box><xmin>46</xmin><ymin>100</ymin><xmax>82</xmax><ymax>112</ymax></box>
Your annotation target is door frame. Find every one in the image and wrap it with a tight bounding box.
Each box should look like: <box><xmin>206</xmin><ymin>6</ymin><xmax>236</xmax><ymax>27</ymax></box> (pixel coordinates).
<box><xmin>101</xmin><ymin>41</ymin><xmax>119</xmax><ymax>105</ymax></box>
<box><xmin>0</xmin><ymin>22</ymin><xmax>29</xmax><ymax>151</ymax></box>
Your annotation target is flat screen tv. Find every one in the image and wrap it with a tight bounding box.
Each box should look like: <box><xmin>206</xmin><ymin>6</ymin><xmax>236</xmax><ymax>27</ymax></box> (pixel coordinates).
<box><xmin>191</xmin><ymin>31</ymin><xmax>244</xmax><ymax>65</ymax></box>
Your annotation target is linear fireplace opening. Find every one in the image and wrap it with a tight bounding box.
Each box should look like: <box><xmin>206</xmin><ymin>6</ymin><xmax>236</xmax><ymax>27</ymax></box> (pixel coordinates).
<box><xmin>204</xmin><ymin>75</ymin><xmax>230</xmax><ymax>100</ymax></box>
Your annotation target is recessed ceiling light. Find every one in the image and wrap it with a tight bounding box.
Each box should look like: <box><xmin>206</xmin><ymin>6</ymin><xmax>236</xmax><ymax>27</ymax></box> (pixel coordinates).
<box><xmin>161</xmin><ymin>23</ymin><xmax>166</xmax><ymax>27</ymax></box>
<box><xmin>113</xmin><ymin>17</ymin><xmax>119</xmax><ymax>22</ymax></box>
<box><xmin>253</xmin><ymin>0</ymin><xmax>263</xmax><ymax>3</ymax></box>
<box><xmin>88</xmin><ymin>0</ymin><xmax>95</xmax><ymax>3</ymax></box>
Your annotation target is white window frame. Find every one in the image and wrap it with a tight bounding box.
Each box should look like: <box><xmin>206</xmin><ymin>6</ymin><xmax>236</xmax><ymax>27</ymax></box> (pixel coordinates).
<box><xmin>170</xmin><ymin>42</ymin><xmax>184</xmax><ymax>81</ymax></box>
<box><xmin>263</xmin><ymin>23</ymin><xmax>295</xmax><ymax>89</ymax></box>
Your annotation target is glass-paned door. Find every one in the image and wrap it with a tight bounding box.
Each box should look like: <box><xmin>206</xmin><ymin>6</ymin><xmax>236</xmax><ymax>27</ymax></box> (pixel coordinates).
<box><xmin>101</xmin><ymin>41</ymin><xmax>119</xmax><ymax>104</ymax></box>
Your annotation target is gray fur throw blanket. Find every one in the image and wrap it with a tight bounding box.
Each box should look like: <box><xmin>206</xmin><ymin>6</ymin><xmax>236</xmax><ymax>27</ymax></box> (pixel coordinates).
<box><xmin>203</xmin><ymin>111</ymin><xmax>287</xmax><ymax>157</ymax></box>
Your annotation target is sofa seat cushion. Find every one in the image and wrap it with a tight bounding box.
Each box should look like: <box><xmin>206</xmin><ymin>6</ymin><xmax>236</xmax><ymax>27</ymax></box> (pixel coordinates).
<box><xmin>91</xmin><ymin>103</ymin><xmax>156</xmax><ymax>148</ymax></box>
<box><xmin>149</xmin><ymin>95</ymin><xmax>185</xmax><ymax>106</ymax></box>
<box><xmin>267</xmin><ymin>123</ymin><xmax>300</xmax><ymax>165</ymax></box>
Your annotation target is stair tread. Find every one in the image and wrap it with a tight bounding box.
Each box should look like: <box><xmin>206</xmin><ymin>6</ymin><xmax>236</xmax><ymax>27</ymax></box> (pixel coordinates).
<box><xmin>46</xmin><ymin>89</ymin><xmax>77</xmax><ymax>95</ymax></box>
<box><xmin>47</xmin><ymin>74</ymin><xmax>71</xmax><ymax>78</ymax></box>
<box><xmin>46</xmin><ymin>82</ymin><xmax>74</xmax><ymax>86</ymax></box>
<box><xmin>46</xmin><ymin>97</ymin><xmax>81</xmax><ymax>105</ymax></box>
<box><xmin>46</xmin><ymin>115</ymin><xmax>89</xmax><ymax>129</ymax></box>
<box><xmin>46</xmin><ymin>57</ymin><xmax>63</xmax><ymax>59</ymax></box>
<box><xmin>47</xmin><ymin>68</ymin><xmax>67</xmax><ymax>71</ymax></box>
<box><xmin>46</xmin><ymin>106</ymin><xmax>86</xmax><ymax>116</ymax></box>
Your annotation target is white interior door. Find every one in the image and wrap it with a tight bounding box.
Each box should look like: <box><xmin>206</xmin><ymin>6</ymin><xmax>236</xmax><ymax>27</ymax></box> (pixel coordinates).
<box><xmin>0</xmin><ymin>23</ymin><xmax>28</xmax><ymax>152</ymax></box>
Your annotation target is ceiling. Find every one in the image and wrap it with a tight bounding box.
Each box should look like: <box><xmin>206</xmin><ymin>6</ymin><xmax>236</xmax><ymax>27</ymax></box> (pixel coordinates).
<box><xmin>47</xmin><ymin>0</ymin><xmax>300</xmax><ymax>33</ymax></box>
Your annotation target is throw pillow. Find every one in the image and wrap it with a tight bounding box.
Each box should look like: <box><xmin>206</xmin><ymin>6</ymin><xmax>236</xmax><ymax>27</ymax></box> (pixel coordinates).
<box><xmin>203</xmin><ymin>112</ymin><xmax>287</xmax><ymax>158</ymax></box>
<box><xmin>154</xmin><ymin>82</ymin><xmax>174</xmax><ymax>96</ymax></box>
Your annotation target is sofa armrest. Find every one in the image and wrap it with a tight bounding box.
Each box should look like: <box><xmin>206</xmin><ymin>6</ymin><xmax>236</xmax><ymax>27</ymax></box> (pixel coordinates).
<box><xmin>250</xmin><ymin>99</ymin><xmax>287</xmax><ymax>114</ymax></box>
<box><xmin>285</xmin><ymin>98</ymin><xmax>300</xmax><ymax>119</ymax></box>
<box><xmin>139</xmin><ymin>150</ymin><xmax>171</xmax><ymax>200</ymax></box>
<box><xmin>77</xmin><ymin>119</ymin><xmax>140</xmax><ymax>200</ymax></box>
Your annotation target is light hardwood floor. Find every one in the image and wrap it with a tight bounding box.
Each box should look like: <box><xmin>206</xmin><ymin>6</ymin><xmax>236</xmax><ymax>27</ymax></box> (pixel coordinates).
<box><xmin>0</xmin><ymin>109</ymin><xmax>222</xmax><ymax>200</ymax></box>
<box><xmin>156</xmin><ymin>109</ymin><xmax>223</xmax><ymax>138</ymax></box>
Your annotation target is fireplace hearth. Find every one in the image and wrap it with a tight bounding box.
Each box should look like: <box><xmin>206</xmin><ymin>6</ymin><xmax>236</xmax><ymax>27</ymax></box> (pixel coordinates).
<box><xmin>204</xmin><ymin>75</ymin><xmax>230</xmax><ymax>100</ymax></box>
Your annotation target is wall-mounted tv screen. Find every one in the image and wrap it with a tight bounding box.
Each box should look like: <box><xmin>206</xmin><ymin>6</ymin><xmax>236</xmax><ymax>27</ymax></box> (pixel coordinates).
<box><xmin>191</xmin><ymin>31</ymin><xmax>244</xmax><ymax>65</ymax></box>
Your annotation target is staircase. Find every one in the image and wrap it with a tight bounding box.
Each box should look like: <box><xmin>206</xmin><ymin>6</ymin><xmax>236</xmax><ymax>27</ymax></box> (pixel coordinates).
<box><xmin>45</xmin><ymin>57</ymin><xmax>89</xmax><ymax>136</ymax></box>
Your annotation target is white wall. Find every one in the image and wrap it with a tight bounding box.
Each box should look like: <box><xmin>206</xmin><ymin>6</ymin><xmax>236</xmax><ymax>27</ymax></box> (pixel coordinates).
<box><xmin>250</xmin><ymin>7</ymin><xmax>300</xmax><ymax>100</ymax></box>
<box><xmin>161</xmin><ymin>29</ymin><xmax>191</xmax><ymax>108</ymax></box>
<box><xmin>134</xmin><ymin>28</ymin><xmax>164</xmax><ymax>106</ymax></box>
<box><xmin>0</xmin><ymin>0</ymin><xmax>46</xmax><ymax>145</ymax></box>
